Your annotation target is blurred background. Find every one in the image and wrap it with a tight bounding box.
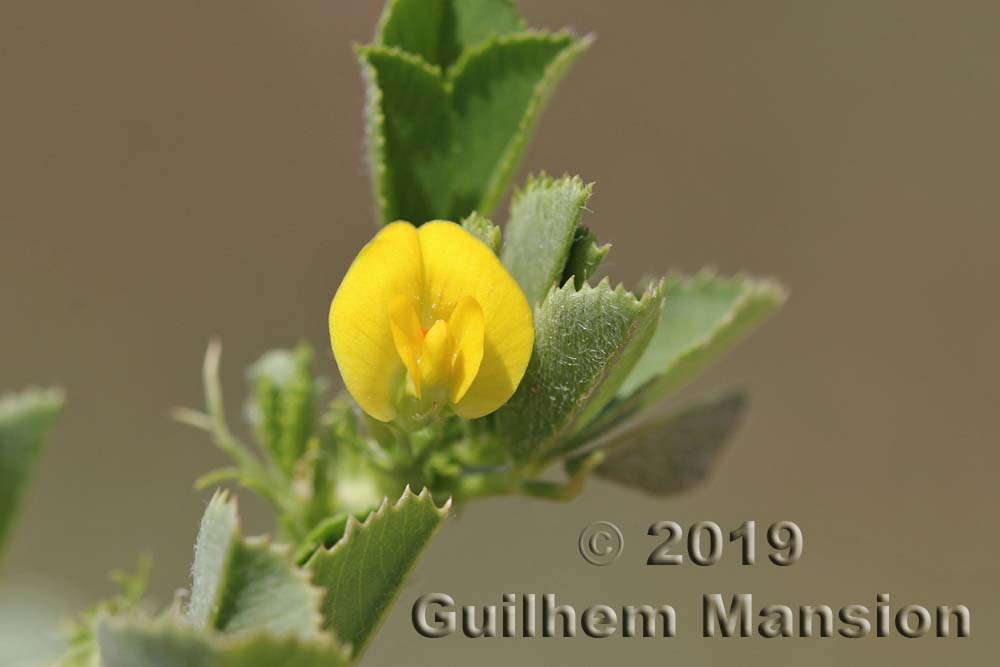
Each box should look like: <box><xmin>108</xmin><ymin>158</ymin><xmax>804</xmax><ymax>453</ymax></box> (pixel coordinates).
<box><xmin>2</xmin><ymin>1</ymin><xmax>997</xmax><ymax>664</ymax></box>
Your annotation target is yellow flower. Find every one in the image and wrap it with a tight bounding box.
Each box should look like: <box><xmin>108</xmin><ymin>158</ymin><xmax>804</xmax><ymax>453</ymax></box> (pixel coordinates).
<box><xmin>330</xmin><ymin>221</ymin><xmax>533</xmax><ymax>422</ymax></box>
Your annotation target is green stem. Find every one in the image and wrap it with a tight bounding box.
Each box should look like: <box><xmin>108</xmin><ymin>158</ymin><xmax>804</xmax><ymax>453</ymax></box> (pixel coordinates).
<box><xmin>201</xmin><ymin>339</ymin><xmax>291</xmax><ymax>510</ymax></box>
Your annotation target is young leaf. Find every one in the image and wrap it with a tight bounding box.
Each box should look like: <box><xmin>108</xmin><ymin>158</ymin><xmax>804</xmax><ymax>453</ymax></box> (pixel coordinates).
<box><xmin>500</xmin><ymin>174</ymin><xmax>593</xmax><ymax>306</ymax></box>
<box><xmin>246</xmin><ymin>345</ymin><xmax>318</xmax><ymax>476</ymax></box>
<box><xmin>448</xmin><ymin>33</ymin><xmax>592</xmax><ymax>219</ymax></box>
<box><xmin>97</xmin><ymin>618</ymin><xmax>351</xmax><ymax>667</ymax></box>
<box><xmin>212</xmin><ymin>633</ymin><xmax>351</xmax><ymax>667</ymax></box>
<box><xmin>359</xmin><ymin>46</ymin><xmax>453</xmax><ymax>226</ymax></box>
<box><xmin>584</xmin><ymin>393</ymin><xmax>747</xmax><ymax>496</ymax></box>
<box><xmin>188</xmin><ymin>491</ymin><xmax>324</xmax><ymax>639</ymax></box>
<box><xmin>579</xmin><ymin>272</ymin><xmax>786</xmax><ymax>442</ymax></box>
<box><xmin>0</xmin><ymin>386</ymin><xmax>64</xmax><ymax>555</ymax></box>
<box><xmin>294</xmin><ymin>514</ymin><xmax>349</xmax><ymax>566</ymax></box>
<box><xmin>54</xmin><ymin>555</ymin><xmax>152</xmax><ymax>667</ymax></box>
<box><xmin>460</xmin><ymin>211</ymin><xmax>501</xmax><ymax>253</ymax></box>
<box><xmin>306</xmin><ymin>486</ymin><xmax>450</xmax><ymax>657</ymax></box>
<box><xmin>562</xmin><ymin>225</ymin><xmax>610</xmax><ymax>288</ymax></box>
<box><xmin>494</xmin><ymin>279</ymin><xmax>664</xmax><ymax>461</ymax></box>
<box><xmin>376</xmin><ymin>0</ymin><xmax>525</xmax><ymax>69</ymax></box>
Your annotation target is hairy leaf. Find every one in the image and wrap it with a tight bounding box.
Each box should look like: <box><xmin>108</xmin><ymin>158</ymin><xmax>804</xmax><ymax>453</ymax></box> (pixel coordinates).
<box><xmin>0</xmin><ymin>386</ymin><xmax>63</xmax><ymax>555</ymax></box>
<box><xmin>359</xmin><ymin>46</ymin><xmax>453</xmax><ymax>226</ymax></box>
<box><xmin>562</xmin><ymin>225</ymin><xmax>610</xmax><ymax>289</ymax></box>
<box><xmin>621</xmin><ymin>272</ymin><xmax>786</xmax><ymax>399</ymax></box>
<box><xmin>376</xmin><ymin>0</ymin><xmax>524</xmax><ymax>69</ymax></box>
<box><xmin>579</xmin><ymin>272</ymin><xmax>786</xmax><ymax>442</ymax></box>
<box><xmin>97</xmin><ymin>618</ymin><xmax>351</xmax><ymax>667</ymax></box>
<box><xmin>587</xmin><ymin>393</ymin><xmax>747</xmax><ymax>496</ymax></box>
<box><xmin>495</xmin><ymin>279</ymin><xmax>664</xmax><ymax>460</ymax></box>
<box><xmin>448</xmin><ymin>33</ymin><xmax>592</xmax><ymax>219</ymax></box>
<box><xmin>188</xmin><ymin>491</ymin><xmax>323</xmax><ymax>639</ymax></box>
<box><xmin>501</xmin><ymin>174</ymin><xmax>593</xmax><ymax>306</ymax></box>
<box><xmin>306</xmin><ymin>486</ymin><xmax>450</xmax><ymax>657</ymax></box>
<box><xmin>246</xmin><ymin>345</ymin><xmax>318</xmax><ymax>476</ymax></box>
<box><xmin>53</xmin><ymin>555</ymin><xmax>152</xmax><ymax>667</ymax></box>
<box><xmin>460</xmin><ymin>211</ymin><xmax>501</xmax><ymax>253</ymax></box>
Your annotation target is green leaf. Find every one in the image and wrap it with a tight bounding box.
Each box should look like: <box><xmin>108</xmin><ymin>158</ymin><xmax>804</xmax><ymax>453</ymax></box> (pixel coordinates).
<box><xmin>562</xmin><ymin>225</ymin><xmax>610</xmax><ymax>289</ymax></box>
<box><xmin>359</xmin><ymin>46</ymin><xmax>453</xmax><ymax>226</ymax></box>
<box><xmin>294</xmin><ymin>514</ymin><xmax>349</xmax><ymax>566</ymax></box>
<box><xmin>500</xmin><ymin>174</ymin><xmax>593</xmax><ymax>306</ymax></box>
<box><xmin>579</xmin><ymin>272</ymin><xmax>786</xmax><ymax>442</ymax></box>
<box><xmin>97</xmin><ymin>618</ymin><xmax>351</xmax><ymax>667</ymax></box>
<box><xmin>246</xmin><ymin>345</ymin><xmax>318</xmax><ymax>476</ymax></box>
<box><xmin>54</xmin><ymin>555</ymin><xmax>152</xmax><ymax>667</ymax></box>
<box><xmin>188</xmin><ymin>491</ymin><xmax>323</xmax><ymax>639</ymax></box>
<box><xmin>306</xmin><ymin>486</ymin><xmax>450</xmax><ymax>657</ymax></box>
<box><xmin>460</xmin><ymin>211</ymin><xmax>501</xmax><ymax>253</ymax></box>
<box><xmin>585</xmin><ymin>393</ymin><xmax>747</xmax><ymax>496</ymax></box>
<box><xmin>494</xmin><ymin>279</ymin><xmax>664</xmax><ymax>461</ymax></box>
<box><xmin>292</xmin><ymin>504</ymin><xmax>381</xmax><ymax>567</ymax></box>
<box><xmin>176</xmin><ymin>341</ymin><xmax>284</xmax><ymax>511</ymax></box>
<box><xmin>621</xmin><ymin>272</ymin><xmax>787</xmax><ymax>399</ymax></box>
<box><xmin>376</xmin><ymin>0</ymin><xmax>525</xmax><ymax>69</ymax></box>
<box><xmin>448</xmin><ymin>33</ymin><xmax>592</xmax><ymax>219</ymax></box>
<box><xmin>0</xmin><ymin>386</ymin><xmax>64</xmax><ymax>555</ymax></box>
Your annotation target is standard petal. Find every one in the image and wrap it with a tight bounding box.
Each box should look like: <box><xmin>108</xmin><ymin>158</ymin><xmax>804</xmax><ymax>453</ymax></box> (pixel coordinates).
<box><xmin>417</xmin><ymin>221</ymin><xmax>533</xmax><ymax>418</ymax></box>
<box><xmin>330</xmin><ymin>222</ymin><xmax>424</xmax><ymax>421</ymax></box>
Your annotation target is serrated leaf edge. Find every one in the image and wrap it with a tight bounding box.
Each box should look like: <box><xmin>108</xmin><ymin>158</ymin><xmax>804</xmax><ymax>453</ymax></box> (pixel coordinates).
<box><xmin>374</xmin><ymin>0</ymin><xmax>529</xmax><ymax>67</ymax></box>
<box><xmin>238</xmin><ymin>535</ymin><xmax>327</xmax><ymax>640</ymax></box>
<box><xmin>650</xmin><ymin>268</ymin><xmax>788</xmax><ymax>381</ymax></box>
<box><xmin>311</xmin><ymin>485</ymin><xmax>452</xmax><ymax>560</ymax></box>
<box><xmin>524</xmin><ymin>277</ymin><xmax>664</xmax><ymax>459</ymax></box>
<box><xmin>188</xmin><ymin>490</ymin><xmax>240</xmax><ymax>628</ymax></box>
<box><xmin>447</xmin><ymin>31</ymin><xmax>594</xmax><ymax>215</ymax></box>
<box><xmin>563</xmin><ymin>225</ymin><xmax>612</xmax><ymax>287</ymax></box>
<box><xmin>355</xmin><ymin>44</ymin><xmax>450</xmax><ymax>227</ymax></box>
<box><xmin>570</xmin><ymin>269</ymin><xmax>786</xmax><ymax>447</ymax></box>
<box><xmin>510</xmin><ymin>171</ymin><xmax>594</xmax><ymax>208</ymax></box>
<box><xmin>304</xmin><ymin>486</ymin><xmax>450</xmax><ymax>657</ymax></box>
<box><xmin>543</xmin><ymin>274</ymin><xmax>662</xmax><ymax>308</ymax></box>
<box><xmin>97</xmin><ymin>614</ymin><xmax>353</xmax><ymax>664</ymax></box>
<box><xmin>446</xmin><ymin>29</ymin><xmax>579</xmax><ymax>83</ymax></box>
<box><xmin>189</xmin><ymin>490</ymin><xmax>328</xmax><ymax>641</ymax></box>
<box><xmin>503</xmin><ymin>172</ymin><xmax>595</xmax><ymax>304</ymax></box>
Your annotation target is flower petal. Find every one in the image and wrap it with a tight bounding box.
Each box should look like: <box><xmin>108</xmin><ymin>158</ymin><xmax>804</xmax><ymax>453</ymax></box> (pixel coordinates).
<box><xmin>420</xmin><ymin>319</ymin><xmax>453</xmax><ymax>388</ymax></box>
<box><xmin>388</xmin><ymin>294</ymin><xmax>424</xmax><ymax>399</ymax></box>
<box><xmin>447</xmin><ymin>295</ymin><xmax>485</xmax><ymax>404</ymax></box>
<box><xmin>330</xmin><ymin>222</ymin><xmax>424</xmax><ymax>421</ymax></box>
<box><xmin>417</xmin><ymin>221</ymin><xmax>533</xmax><ymax>418</ymax></box>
